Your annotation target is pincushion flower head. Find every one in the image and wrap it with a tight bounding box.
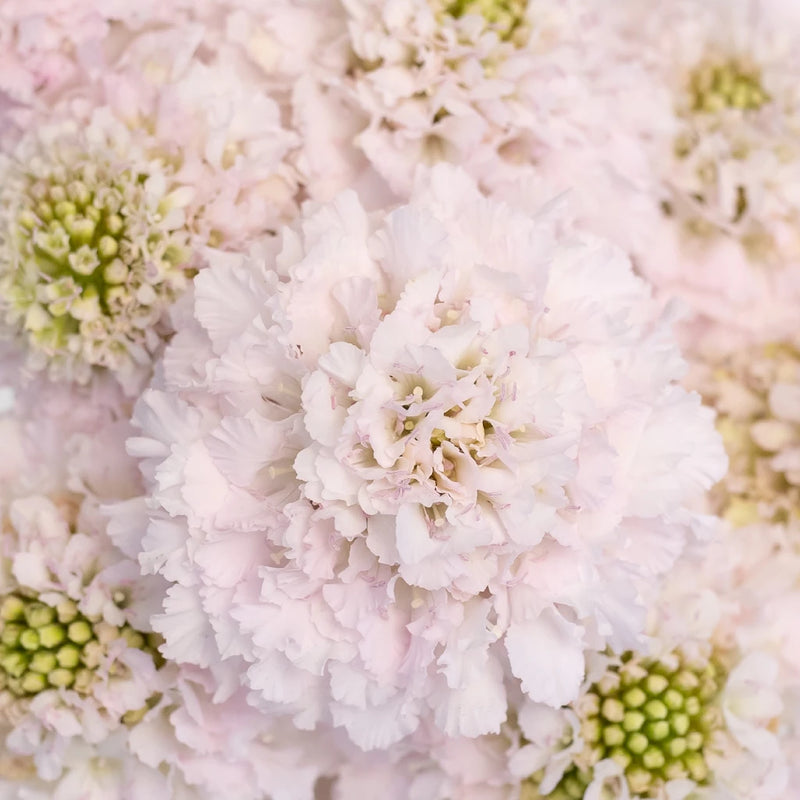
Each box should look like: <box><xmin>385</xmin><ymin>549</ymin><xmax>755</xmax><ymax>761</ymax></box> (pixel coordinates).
<box><xmin>0</xmin><ymin>390</ymin><xmax>333</xmax><ymax>800</ymax></box>
<box><xmin>602</xmin><ymin>0</ymin><xmax>800</xmax><ymax>344</ymax></box>
<box><xmin>129</xmin><ymin>166</ymin><xmax>725</xmax><ymax>749</ymax></box>
<box><xmin>308</xmin><ymin>0</ymin><xmax>613</xmax><ymax>197</ymax></box>
<box><xmin>485</xmin><ymin>522</ymin><xmax>797</xmax><ymax>800</ymax></box>
<box><xmin>0</xmin><ymin>109</ymin><xmax>195</xmax><ymax>389</ymax></box>
<box><xmin>0</xmin><ymin>24</ymin><xmax>298</xmax><ymax>391</ymax></box>
<box><xmin>687</xmin><ymin>340</ymin><xmax>800</xmax><ymax>529</ymax></box>
<box><xmin>0</xmin><ymin>488</ymin><xmax>171</xmax><ymax>787</ymax></box>
<box><xmin>330</xmin><ymin>520</ymin><xmax>800</xmax><ymax>800</ymax></box>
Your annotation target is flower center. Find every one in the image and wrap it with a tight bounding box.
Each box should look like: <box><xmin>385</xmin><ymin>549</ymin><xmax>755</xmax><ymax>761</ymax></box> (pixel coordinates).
<box><xmin>688</xmin><ymin>58</ymin><xmax>769</xmax><ymax>114</ymax></box>
<box><xmin>443</xmin><ymin>0</ymin><xmax>528</xmax><ymax>42</ymax></box>
<box><xmin>0</xmin><ymin>127</ymin><xmax>193</xmax><ymax>378</ymax></box>
<box><xmin>533</xmin><ymin>651</ymin><xmax>725</xmax><ymax>799</ymax></box>
<box><xmin>0</xmin><ymin>592</ymin><xmax>159</xmax><ymax>703</ymax></box>
<box><xmin>698</xmin><ymin>343</ymin><xmax>800</xmax><ymax>527</ymax></box>
<box><xmin>659</xmin><ymin>55</ymin><xmax>783</xmax><ymax>259</ymax></box>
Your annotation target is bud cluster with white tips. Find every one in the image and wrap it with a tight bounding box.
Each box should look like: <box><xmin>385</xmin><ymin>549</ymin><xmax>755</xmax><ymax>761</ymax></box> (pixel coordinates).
<box><xmin>0</xmin><ymin>113</ymin><xmax>194</xmax><ymax>387</ymax></box>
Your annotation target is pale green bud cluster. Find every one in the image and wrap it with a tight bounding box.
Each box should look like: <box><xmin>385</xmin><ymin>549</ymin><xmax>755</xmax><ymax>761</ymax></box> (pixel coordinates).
<box><xmin>703</xmin><ymin>343</ymin><xmax>800</xmax><ymax>528</ymax></box>
<box><xmin>443</xmin><ymin>0</ymin><xmax>528</xmax><ymax>43</ymax></box>
<box><xmin>662</xmin><ymin>57</ymin><xmax>778</xmax><ymax>258</ymax></box>
<box><xmin>0</xmin><ymin>592</ymin><xmax>159</xmax><ymax>701</ymax></box>
<box><xmin>534</xmin><ymin>651</ymin><xmax>725</xmax><ymax>799</ymax></box>
<box><xmin>689</xmin><ymin>58</ymin><xmax>769</xmax><ymax>114</ymax></box>
<box><xmin>0</xmin><ymin>135</ymin><xmax>194</xmax><ymax>381</ymax></box>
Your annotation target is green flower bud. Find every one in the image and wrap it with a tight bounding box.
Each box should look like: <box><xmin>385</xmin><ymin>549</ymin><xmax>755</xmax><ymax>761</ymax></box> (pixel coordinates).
<box><xmin>47</xmin><ymin>667</ymin><xmax>75</xmax><ymax>688</ymax></box>
<box><xmin>686</xmin><ymin>731</ymin><xmax>704</xmax><ymax>751</ymax></box>
<box><xmin>685</xmin><ymin>751</ymin><xmax>709</xmax><ymax>782</ymax></box>
<box><xmin>73</xmin><ymin>668</ymin><xmax>94</xmax><ymax>693</ymax></box>
<box><xmin>644</xmin><ymin>674</ymin><xmax>669</xmax><ymax>696</ymax></box>
<box><xmin>670</xmin><ymin>712</ymin><xmax>691</xmax><ymax>736</ymax></box>
<box><xmin>643</xmin><ymin>699</ymin><xmax>668</xmax><ymax>720</ymax></box>
<box><xmin>1</xmin><ymin>596</ymin><xmax>25</xmax><ymax>622</ymax></box>
<box><xmin>601</xmin><ymin>698</ymin><xmax>625</xmax><ymax>723</ymax></box>
<box><xmin>121</xmin><ymin>627</ymin><xmax>146</xmax><ymax>650</ymax></box>
<box><xmin>20</xmin><ymin>671</ymin><xmax>47</xmax><ymax>694</ymax></box>
<box><xmin>602</xmin><ymin>725</ymin><xmax>625</xmax><ymax>747</ymax></box>
<box><xmin>54</xmin><ymin>200</ymin><xmax>77</xmax><ymax>220</ymax></box>
<box><xmin>622</xmin><ymin>686</ymin><xmax>647</xmax><ymax>708</ymax></box>
<box><xmin>627</xmin><ymin>731</ymin><xmax>649</xmax><ymax>755</ymax></box>
<box><xmin>540</xmin><ymin>650</ymin><xmax>728</xmax><ymax>799</ymax></box>
<box><xmin>644</xmin><ymin>720</ymin><xmax>670</xmax><ymax>741</ymax></box>
<box><xmin>24</xmin><ymin>602</ymin><xmax>56</xmax><ymax>629</ymax></box>
<box><xmin>684</xmin><ymin>696</ymin><xmax>701</xmax><ymax>716</ymax></box>
<box><xmin>642</xmin><ymin>747</ymin><xmax>666</xmax><ymax>770</ymax></box>
<box><xmin>56</xmin><ymin>599</ymin><xmax>79</xmax><ymax>624</ymax></box>
<box><xmin>2</xmin><ymin>651</ymin><xmax>28</xmax><ymax>678</ymax></box>
<box><xmin>1</xmin><ymin>623</ymin><xmax>24</xmax><ymax>648</ymax></box>
<box><xmin>663</xmin><ymin>688</ymin><xmax>684</xmax><ymax>710</ymax></box>
<box><xmin>19</xmin><ymin>629</ymin><xmax>40</xmax><ymax>651</ymax></box>
<box><xmin>622</xmin><ymin>710</ymin><xmax>646</xmax><ymax>732</ymax></box>
<box><xmin>29</xmin><ymin>651</ymin><xmax>58</xmax><ymax>674</ymax></box>
<box><xmin>668</xmin><ymin>737</ymin><xmax>688</xmax><ymax>758</ymax></box>
<box><xmin>64</xmin><ymin>215</ymin><xmax>97</xmax><ymax>244</ymax></box>
<box><xmin>608</xmin><ymin>747</ymin><xmax>632</xmax><ymax>769</ymax></box>
<box><xmin>97</xmin><ymin>235</ymin><xmax>119</xmax><ymax>259</ymax></box>
<box><xmin>626</xmin><ymin>766</ymin><xmax>653</xmax><ymax>795</ymax></box>
<box><xmin>67</xmin><ymin>620</ymin><xmax>93</xmax><ymax>645</ymax></box>
<box><xmin>580</xmin><ymin>717</ymin><xmax>601</xmax><ymax>743</ymax></box>
<box><xmin>56</xmin><ymin>643</ymin><xmax>82</xmax><ymax>669</ymax></box>
<box><xmin>82</xmin><ymin>640</ymin><xmax>104</xmax><ymax>669</ymax></box>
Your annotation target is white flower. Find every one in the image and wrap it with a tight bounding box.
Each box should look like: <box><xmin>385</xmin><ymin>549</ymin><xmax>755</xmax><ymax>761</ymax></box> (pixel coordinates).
<box><xmin>0</xmin><ymin>22</ymin><xmax>298</xmax><ymax>390</ymax></box>
<box><xmin>129</xmin><ymin>165</ymin><xmax>725</xmax><ymax>749</ymax></box>
<box><xmin>595</xmin><ymin>0</ymin><xmax>800</xmax><ymax>346</ymax></box>
<box><xmin>292</xmin><ymin>0</ymin><xmax>632</xmax><ymax>202</ymax></box>
<box><xmin>0</xmin><ymin>488</ymin><xmax>173</xmax><ymax>782</ymax></box>
<box><xmin>517</xmin><ymin>517</ymin><xmax>798</xmax><ymax>800</ymax></box>
<box><xmin>686</xmin><ymin>340</ymin><xmax>800</xmax><ymax>528</ymax></box>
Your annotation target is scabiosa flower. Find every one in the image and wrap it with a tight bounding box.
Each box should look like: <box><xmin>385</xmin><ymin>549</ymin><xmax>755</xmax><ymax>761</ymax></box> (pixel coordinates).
<box><xmin>128</xmin><ymin>166</ymin><xmax>724</xmax><ymax>749</ymax></box>
<box><xmin>518</xmin><ymin>524</ymin><xmax>796</xmax><ymax>800</ymax></box>
<box><xmin>601</xmin><ymin>0</ymin><xmax>800</xmax><ymax>344</ymax></box>
<box><xmin>0</xmin><ymin>22</ymin><xmax>298</xmax><ymax>391</ymax></box>
<box><xmin>686</xmin><ymin>341</ymin><xmax>800</xmax><ymax>528</ymax></box>
<box><xmin>304</xmin><ymin>0</ymin><xmax>613</xmax><ymax>197</ymax></box>
<box><xmin>0</xmin><ymin>2</ymin><xmax>108</xmax><ymax>107</ymax></box>
<box><xmin>0</xmin><ymin>110</ymin><xmax>194</xmax><ymax>388</ymax></box>
<box><xmin>0</xmin><ymin>491</ymin><xmax>171</xmax><ymax>784</ymax></box>
<box><xmin>533</xmin><ymin>650</ymin><xmax>730</xmax><ymax>798</ymax></box>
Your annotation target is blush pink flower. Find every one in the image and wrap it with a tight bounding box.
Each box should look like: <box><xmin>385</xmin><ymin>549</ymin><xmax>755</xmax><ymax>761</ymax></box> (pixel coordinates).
<box><xmin>296</xmin><ymin>0</ymin><xmax>626</xmax><ymax>200</ymax></box>
<box><xmin>587</xmin><ymin>0</ymin><xmax>800</xmax><ymax>349</ymax></box>
<box><xmin>0</xmin><ymin>21</ymin><xmax>298</xmax><ymax>391</ymax></box>
<box><xmin>128</xmin><ymin>166</ymin><xmax>725</xmax><ymax>750</ymax></box>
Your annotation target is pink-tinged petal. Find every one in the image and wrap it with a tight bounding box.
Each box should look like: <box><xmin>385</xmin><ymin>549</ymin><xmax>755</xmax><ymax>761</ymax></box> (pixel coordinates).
<box><xmin>506</xmin><ymin>609</ymin><xmax>585</xmax><ymax>707</ymax></box>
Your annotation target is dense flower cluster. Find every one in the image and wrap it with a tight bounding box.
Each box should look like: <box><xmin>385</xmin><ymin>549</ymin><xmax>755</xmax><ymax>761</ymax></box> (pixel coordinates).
<box><xmin>586</xmin><ymin>0</ymin><xmax>800</xmax><ymax>348</ymax></box>
<box><xmin>0</xmin><ymin>2</ymin><xmax>798</xmax><ymax>799</ymax></box>
<box><xmin>0</xmin><ymin>112</ymin><xmax>194</xmax><ymax>385</ymax></box>
<box><xmin>0</xmin><ymin>19</ymin><xmax>298</xmax><ymax>390</ymax></box>
<box><xmin>127</xmin><ymin>166</ymin><xmax>724</xmax><ymax>751</ymax></box>
<box><xmin>688</xmin><ymin>342</ymin><xmax>800</xmax><ymax>528</ymax></box>
<box><xmin>302</xmin><ymin>0</ymin><xmax>624</xmax><ymax>199</ymax></box>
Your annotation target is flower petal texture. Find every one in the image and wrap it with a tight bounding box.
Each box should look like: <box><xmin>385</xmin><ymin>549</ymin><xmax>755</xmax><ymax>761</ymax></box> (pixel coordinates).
<box><xmin>129</xmin><ymin>164</ymin><xmax>725</xmax><ymax>748</ymax></box>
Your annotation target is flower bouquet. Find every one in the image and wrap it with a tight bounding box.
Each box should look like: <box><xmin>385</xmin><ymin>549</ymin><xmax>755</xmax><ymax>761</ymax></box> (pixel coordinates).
<box><xmin>0</xmin><ymin>2</ymin><xmax>798</xmax><ymax>799</ymax></box>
